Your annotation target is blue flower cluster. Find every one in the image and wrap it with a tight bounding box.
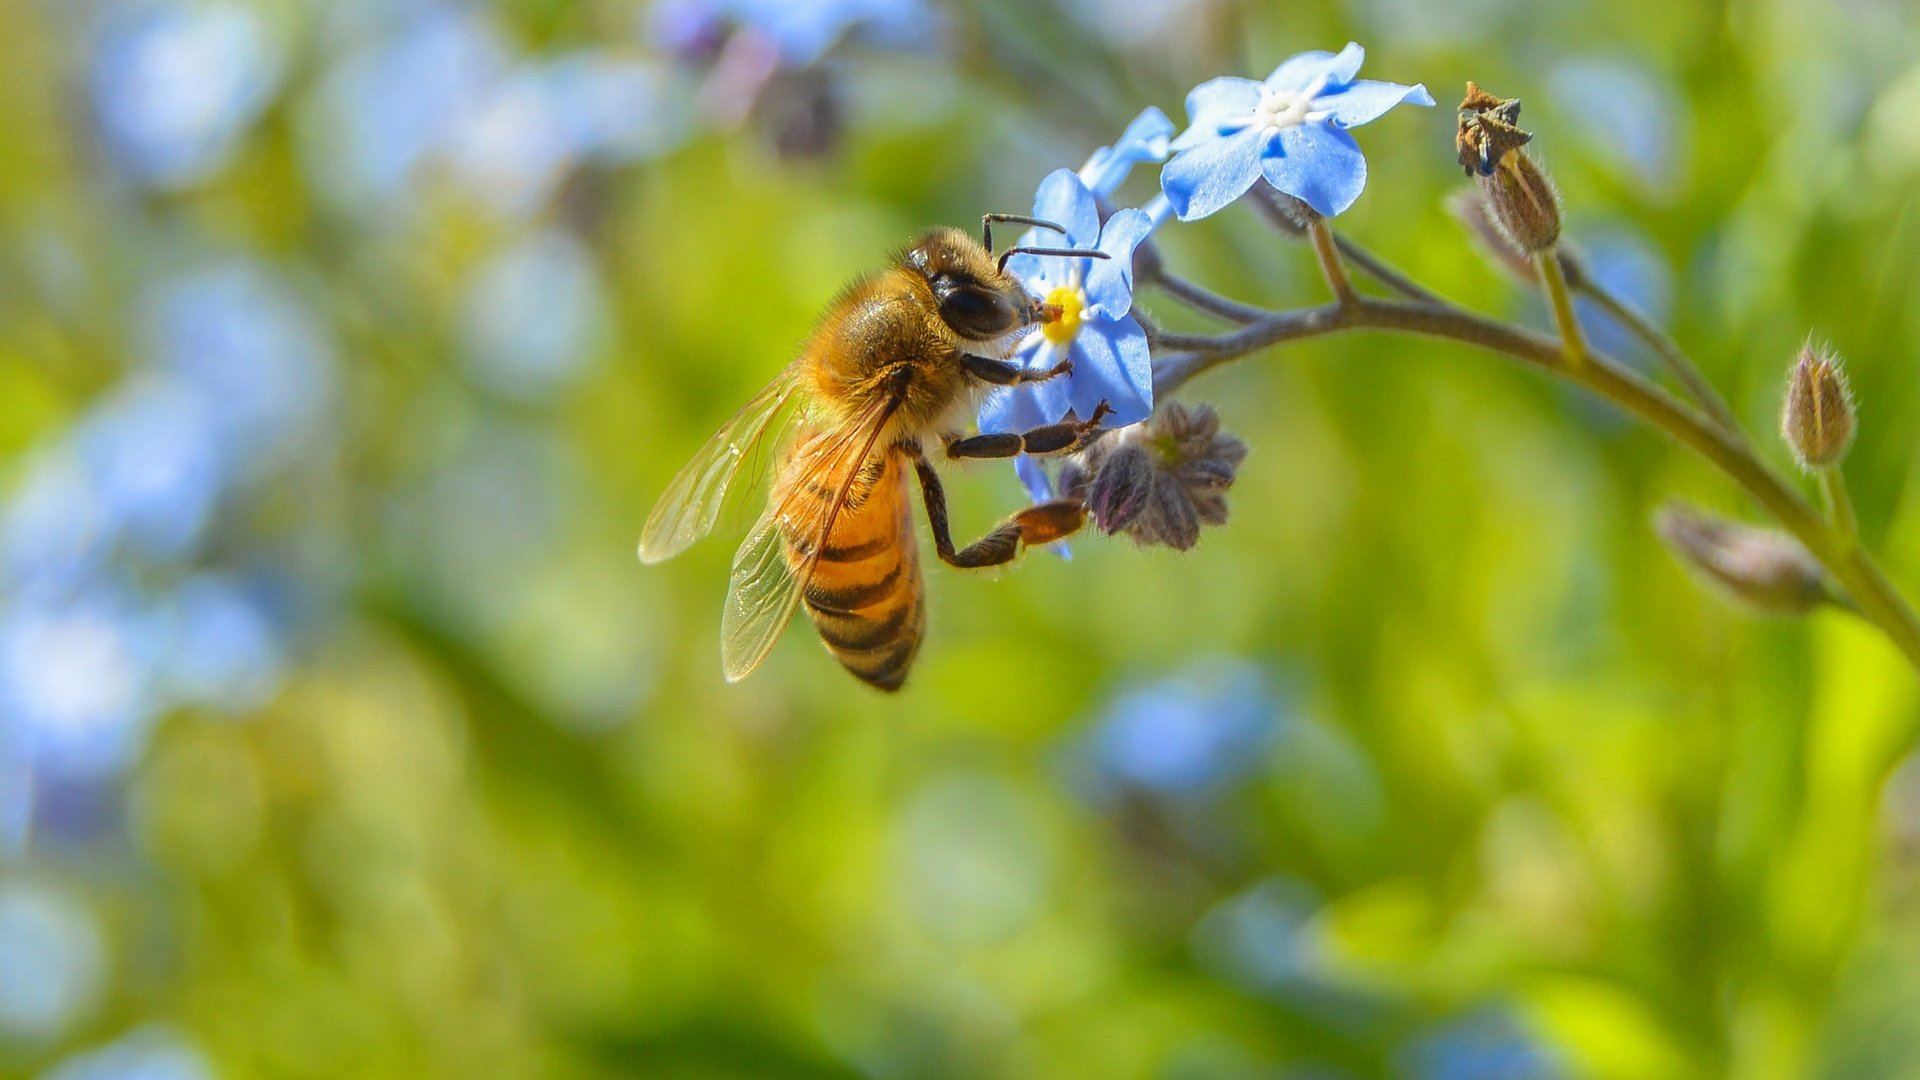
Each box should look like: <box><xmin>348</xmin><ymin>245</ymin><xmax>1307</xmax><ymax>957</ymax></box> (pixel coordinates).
<box><xmin>0</xmin><ymin>262</ymin><xmax>333</xmax><ymax>851</ymax></box>
<box><xmin>982</xmin><ymin>44</ymin><xmax>1430</xmax><ymax>499</ymax></box>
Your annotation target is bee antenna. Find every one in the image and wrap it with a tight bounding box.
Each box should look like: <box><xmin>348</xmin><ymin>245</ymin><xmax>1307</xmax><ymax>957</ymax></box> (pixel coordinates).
<box><xmin>981</xmin><ymin>213</ymin><xmax>1066</xmax><ymax>253</ymax></box>
<box><xmin>996</xmin><ymin>246</ymin><xmax>1111</xmax><ymax>274</ymax></box>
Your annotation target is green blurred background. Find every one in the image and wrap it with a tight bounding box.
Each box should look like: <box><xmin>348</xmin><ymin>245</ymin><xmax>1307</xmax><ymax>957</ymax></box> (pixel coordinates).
<box><xmin>4</xmin><ymin>0</ymin><xmax>1920</xmax><ymax>1076</ymax></box>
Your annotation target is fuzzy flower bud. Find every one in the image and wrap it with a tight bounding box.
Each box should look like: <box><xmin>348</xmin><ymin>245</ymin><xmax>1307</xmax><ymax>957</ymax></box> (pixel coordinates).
<box><xmin>1061</xmin><ymin>402</ymin><xmax>1247</xmax><ymax>551</ymax></box>
<box><xmin>1780</xmin><ymin>345</ymin><xmax>1856</xmax><ymax>470</ymax></box>
<box><xmin>1655</xmin><ymin>503</ymin><xmax>1829</xmax><ymax>615</ymax></box>
<box><xmin>1447</xmin><ymin>188</ymin><xmax>1586</xmax><ymax>288</ymax></box>
<box><xmin>1456</xmin><ymin>83</ymin><xmax>1560</xmax><ymax>253</ymax></box>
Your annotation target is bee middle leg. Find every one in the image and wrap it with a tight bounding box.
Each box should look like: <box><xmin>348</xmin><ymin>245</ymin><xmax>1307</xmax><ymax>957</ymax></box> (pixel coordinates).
<box><xmin>959</xmin><ymin>353</ymin><xmax>1072</xmax><ymax>387</ymax></box>
<box><xmin>909</xmin><ymin>453</ymin><xmax>1085</xmax><ymax>569</ymax></box>
<box><xmin>945</xmin><ymin>401</ymin><xmax>1112</xmax><ymax>461</ymax></box>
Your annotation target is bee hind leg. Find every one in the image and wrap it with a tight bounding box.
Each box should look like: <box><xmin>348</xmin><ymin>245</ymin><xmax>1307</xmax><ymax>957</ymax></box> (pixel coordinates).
<box><xmin>909</xmin><ymin>453</ymin><xmax>1086</xmax><ymax>569</ymax></box>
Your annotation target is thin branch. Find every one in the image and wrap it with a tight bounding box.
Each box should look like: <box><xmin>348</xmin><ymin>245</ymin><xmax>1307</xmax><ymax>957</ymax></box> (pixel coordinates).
<box><xmin>1578</xmin><ymin>279</ymin><xmax>1747</xmax><ymax>440</ymax></box>
<box><xmin>1332</xmin><ymin>234</ymin><xmax>1443</xmax><ymax>304</ymax></box>
<box><xmin>1149</xmin><ymin>270</ymin><xmax>1266</xmax><ymax>324</ymax></box>
<box><xmin>1147</xmin><ymin>296</ymin><xmax>1920</xmax><ymax>673</ymax></box>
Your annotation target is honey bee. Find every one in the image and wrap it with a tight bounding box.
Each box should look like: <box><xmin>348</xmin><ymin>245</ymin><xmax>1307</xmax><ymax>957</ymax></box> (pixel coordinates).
<box><xmin>638</xmin><ymin>216</ymin><xmax>1115</xmax><ymax>690</ymax></box>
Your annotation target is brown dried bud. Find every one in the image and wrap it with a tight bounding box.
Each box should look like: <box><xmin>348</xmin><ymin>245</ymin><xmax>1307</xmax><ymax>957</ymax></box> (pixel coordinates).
<box><xmin>1457</xmin><ymin>83</ymin><xmax>1560</xmax><ymax>253</ymax></box>
<box><xmin>1780</xmin><ymin>345</ymin><xmax>1856</xmax><ymax>470</ymax></box>
<box><xmin>1655</xmin><ymin>504</ymin><xmax>1830</xmax><ymax>615</ymax></box>
<box><xmin>1456</xmin><ymin>82</ymin><xmax>1530</xmax><ymax>177</ymax></box>
<box><xmin>1069</xmin><ymin>402</ymin><xmax>1247</xmax><ymax>551</ymax></box>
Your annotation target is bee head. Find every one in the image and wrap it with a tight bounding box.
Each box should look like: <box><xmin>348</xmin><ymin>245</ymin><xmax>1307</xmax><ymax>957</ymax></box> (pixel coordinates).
<box><xmin>903</xmin><ymin>228</ymin><xmax>1036</xmax><ymax>343</ymax></box>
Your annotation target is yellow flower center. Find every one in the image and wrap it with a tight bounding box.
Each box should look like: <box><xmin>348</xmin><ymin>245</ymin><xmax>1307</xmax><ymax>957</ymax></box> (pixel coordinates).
<box><xmin>1041</xmin><ymin>285</ymin><xmax>1085</xmax><ymax>345</ymax></box>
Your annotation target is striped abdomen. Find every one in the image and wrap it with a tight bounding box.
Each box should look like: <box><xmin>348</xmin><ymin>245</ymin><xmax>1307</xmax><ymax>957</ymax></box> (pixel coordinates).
<box><xmin>781</xmin><ymin>448</ymin><xmax>925</xmax><ymax>691</ymax></box>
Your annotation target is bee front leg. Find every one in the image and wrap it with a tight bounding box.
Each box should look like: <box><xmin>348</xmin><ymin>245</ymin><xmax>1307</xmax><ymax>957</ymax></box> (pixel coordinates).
<box><xmin>909</xmin><ymin>453</ymin><xmax>1086</xmax><ymax>568</ymax></box>
<box><xmin>959</xmin><ymin>353</ymin><xmax>1072</xmax><ymax>387</ymax></box>
<box><xmin>945</xmin><ymin>401</ymin><xmax>1113</xmax><ymax>460</ymax></box>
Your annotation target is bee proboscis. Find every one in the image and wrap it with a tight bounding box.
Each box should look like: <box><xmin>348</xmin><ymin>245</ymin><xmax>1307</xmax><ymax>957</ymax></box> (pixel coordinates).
<box><xmin>638</xmin><ymin>215</ymin><xmax>1114</xmax><ymax>690</ymax></box>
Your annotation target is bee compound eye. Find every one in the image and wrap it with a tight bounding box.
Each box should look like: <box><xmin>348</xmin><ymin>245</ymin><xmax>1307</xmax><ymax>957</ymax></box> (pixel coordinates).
<box><xmin>937</xmin><ymin>283</ymin><xmax>1017</xmax><ymax>339</ymax></box>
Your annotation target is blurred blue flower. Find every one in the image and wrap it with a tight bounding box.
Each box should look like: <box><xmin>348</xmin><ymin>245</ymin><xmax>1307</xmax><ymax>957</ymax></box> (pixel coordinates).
<box><xmin>0</xmin><ymin>593</ymin><xmax>159</xmax><ymax>781</ymax></box>
<box><xmin>1550</xmin><ymin>58</ymin><xmax>1685</xmax><ymax>193</ymax></box>
<box><xmin>460</xmin><ymin>229</ymin><xmax>607</xmax><ymax>401</ymax></box>
<box><xmin>302</xmin><ymin>8</ymin><xmax>508</xmax><ymax>212</ymax></box>
<box><xmin>1079</xmin><ymin>107</ymin><xmax>1175</xmax><ymax>199</ymax></box>
<box><xmin>1190</xmin><ymin>876</ymin><xmax>1323</xmax><ymax>991</ymax></box>
<box><xmin>151</xmin><ymin>574</ymin><xmax>286</xmax><ymax>715</ymax></box>
<box><xmin>73</xmin><ymin>379</ymin><xmax>226</xmax><ymax>563</ymax></box>
<box><xmin>1162</xmin><ymin>43</ymin><xmax>1433</xmax><ymax>220</ymax></box>
<box><xmin>41</xmin><ymin>1025</ymin><xmax>214</xmax><ymax>1080</ymax></box>
<box><xmin>544</xmin><ymin>52</ymin><xmax>692</xmax><ymax>165</ymax></box>
<box><xmin>651</xmin><ymin>0</ymin><xmax>935</xmax><ymax>68</ymax></box>
<box><xmin>1066</xmin><ymin>0</ymin><xmax>1214</xmax><ymax>50</ymax></box>
<box><xmin>139</xmin><ymin>262</ymin><xmax>336</xmax><ymax>472</ymax></box>
<box><xmin>0</xmin><ymin>747</ymin><xmax>24</xmax><ymax>858</ymax></box>
<box><xmin>0</xmin><ymin>883</ymin><xmax>106</xmax><ymax>1042</ymax></box>
<box><xmin>1081</xmin><ymin>659</ymin><xmax>1279</xmax><ymax>796</ymax></box>
<box><xmin>1571</xmin><ymin>224</ymin><xmax>1673</xmax><ymax>362</ymax></box>
<box><xmin>89</xmin><ymin>1</ymin><xmax>284</xmax><ymax>188</ymax></box>
<box><xmin>446</xmin><ymin>66</ymin><xmax>580</xmax><ymax>217</ymax></box>
<box><xmin>1401</xmin><ymin>1008</ymin><xmax>1562</xmax><ymax>1080</ymax></box>
<box><xmin>980</xmin><ymin>170</ymin><xmax>1157</xmax><ymax>500</ymax></box>
<box><xmin>2</xmin><ymin>452</ymin><xmax>110</xmax><ymax>599</ymax></box>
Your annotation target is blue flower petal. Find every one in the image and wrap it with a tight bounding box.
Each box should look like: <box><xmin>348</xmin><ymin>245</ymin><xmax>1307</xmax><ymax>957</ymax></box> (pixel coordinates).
<box><xmin>979</xmin><ymin>346</ymin><xmax>1069</xmax><ymax>430</ymax></box>
<box><xmin>1080</xmin><ymin>106</ymin><xmax>1175</xmax><ymax>196</ymax></box>
<box><xmin>1003</xmin><ymin>251</ymin><xmax>1058</xmax><ymax>293</ymax></box>
<box><xmin>1265</xmin><ymin>42</ymin><xmax>1365</xmax><ymax>93</ymax></box>
<box><xmin>1067</xmin><ymin>317</ymin><xmax>1153</xmax><ymax>426</ymax></box>
<box><xmin>1264</xmin><ymin>122</ymin><xmax>1368</xmax><ymax>218</ymax></box>
<box><xmin>1013</xmin><ymin>455</ymin><xmax>1053</xmax><ymax>502</ymax></box>
<box><xmin>1030</xmin><ymin>168</ymin><xmax>1100</xmax><ymax>248</ymax></box>
<box><xmin>1171</xmin><ymin>77</ymin><xmax>1262</xmax><ymax>150</ymax></box>
<box><xmin>1085</xmin><ymin>207</ymin><xmax>1153</xmax><ymax>318</ymax></box>
<box><xmin>1316</xmin><ymin>79</ymin><xmax>1435</xmax><ymax>128</ymax></box>
<box><xmin>1162</xmin><ymin>125</ymin><xmax>1266</xmax><ymax>220</ymax></box>
<box><xmin>1115</xmin><ymin>105</ymin><xmax>1174</xmax><ymax>157</ymax></box>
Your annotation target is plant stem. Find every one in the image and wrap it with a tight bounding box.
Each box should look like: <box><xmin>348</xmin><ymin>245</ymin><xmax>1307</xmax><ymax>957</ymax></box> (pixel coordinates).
<box><xmin>1821</xmin><ymin>466</ymin><xmax>1859</xmax><ymax>548</ymax></box>
<box><xmin>1332</xmin><ymin>234</ymin><xmax>1442</xmax><ymax>304</ymax></box>
<box><xmin>1309</xmin><ymin>218</ymin><xmax>1358</xmax><ymax>306</ymax></box>
<box><xmin>1149</xmin><ymin>270</ymin><xmax>1265</xmax><ymax>324</ymax></box>
<box><xmin>1537</xmin><ymin>248</ymin><xmax>1588</xmax><ymax>369</ymax></box>
<box><xmin>1579</xmin><ymin>280</ymin><xmax>1746</xmax><ymax>440</ymax></box>
<box><xmin>1150</xmin><ymin>295</ymin><xmax>1920</xmax><ymax>675</ymax></box>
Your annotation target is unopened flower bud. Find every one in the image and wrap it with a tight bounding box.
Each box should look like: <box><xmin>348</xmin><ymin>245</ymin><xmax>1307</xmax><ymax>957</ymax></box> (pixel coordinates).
<box><xmin>1448</xmin><ymin>188</ymin><xmax>1586</xmax><ymax>288</ymax></box>
<box><xmin>1780</xmin><ymin>345</ymin><xmax>1856</xmax><ymax>470</ymax></box>
<box><xmin>1655</xmin><ymin>504</ymin><xmax>1829</xmax><ymax>615</ymax></box>
<box><xmin>1457</xmin><ymin>83</ymin><xmax>1560</xmax><ymax>253</ymax></box>
<box><xmin>1070</xmin><ymin>402</ymin><xmax>1247</xmax><ymax>551</ymax></box>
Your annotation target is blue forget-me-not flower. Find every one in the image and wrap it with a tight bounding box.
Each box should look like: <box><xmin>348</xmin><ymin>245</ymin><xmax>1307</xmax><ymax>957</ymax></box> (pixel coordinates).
<box><xmin>1161</xmin><ymin>43</ymin><xmax>1433</xmax><ymax>220</ymax></box>
<box><xmin>979</xmin><ymin>169</ymin><xmax>1158</xmax><ymax>499</ymax></box>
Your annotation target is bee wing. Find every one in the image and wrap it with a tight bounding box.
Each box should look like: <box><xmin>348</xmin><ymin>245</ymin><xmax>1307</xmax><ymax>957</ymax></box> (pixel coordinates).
<box><xmin>638</xmin><ymin>367</ymin><xmax>806</xmax><ymax>564</ymax></box>
<box><xmin>720</xmin><ymin>386</ymin><xmax>904</xmax><ymax>682</ymax></box>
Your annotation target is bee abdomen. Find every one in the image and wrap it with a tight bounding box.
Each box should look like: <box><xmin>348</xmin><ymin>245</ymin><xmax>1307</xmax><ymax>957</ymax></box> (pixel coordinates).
<box><xmin>802</xmin><ymin>547</ymin><xmax>924</xmax><ymax>691</ymax></box>
<box><xmin>780</xmin><ymin>449</ymin><xmax>927</xmax><ymax>691</ymax></box>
